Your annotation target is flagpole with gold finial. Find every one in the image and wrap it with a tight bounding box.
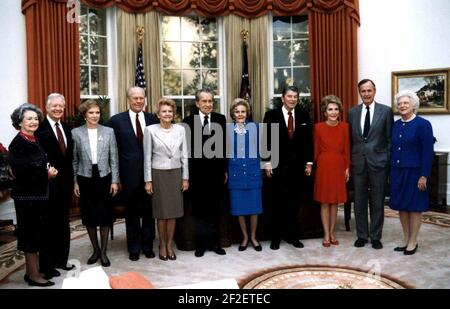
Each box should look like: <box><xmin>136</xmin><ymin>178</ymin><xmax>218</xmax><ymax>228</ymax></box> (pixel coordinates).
<box><xmin>136</xmin><ymin>26</ymin><xmax>145</xmax><ymax>44</ymax></box>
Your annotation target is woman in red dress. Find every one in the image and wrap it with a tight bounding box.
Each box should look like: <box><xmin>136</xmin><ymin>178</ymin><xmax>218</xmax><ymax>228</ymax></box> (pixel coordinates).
<box><xmin>314</xmin><ymin>95</ymin><xmax>350</xmax><ymax>247</ymax></box>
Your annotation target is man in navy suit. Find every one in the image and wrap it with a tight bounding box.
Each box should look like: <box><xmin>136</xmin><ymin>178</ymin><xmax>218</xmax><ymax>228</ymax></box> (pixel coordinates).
<box><xmin>35</xmin><ymin>93</ymin><xmax>74</xmax><ymax>278</ymax></box>
<box><xmin>109</xmin><ymin>87</ymin><xmax>159</xmax><ymax>261</ymax></box>
<box><xmin>263</xmin><ymin>85</ymin><xmax>314</xmax><ymax>250</ymax></box>
<box><xmin>183</xmin><ymin>88</ymin><xmax>227</xmax><ymax>257</ymax></box>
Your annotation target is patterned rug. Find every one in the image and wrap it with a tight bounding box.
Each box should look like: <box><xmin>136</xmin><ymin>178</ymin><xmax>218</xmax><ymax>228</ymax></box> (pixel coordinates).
<box><xmin>239</xmin><ymin>265</ymin><xmax>412</xmax><ymax>289</ymax></box>
<box><xmin>0</xmin><ymin>219</ymin><xmax>124</xmax><ymax>282</ymax></box>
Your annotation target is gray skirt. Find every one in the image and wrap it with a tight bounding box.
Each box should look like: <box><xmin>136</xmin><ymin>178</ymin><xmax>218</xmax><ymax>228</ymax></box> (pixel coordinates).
<box><xmin>151</xmin><ymin>168</ymin><xmax>184</xmax><ymax>219</ymax></box>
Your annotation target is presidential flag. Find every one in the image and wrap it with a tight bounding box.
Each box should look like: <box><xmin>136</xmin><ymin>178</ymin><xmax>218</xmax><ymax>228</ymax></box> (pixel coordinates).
<box><xmin>135</xmin><ymin>43</ymin><xmax>146</xmax><ymax>92</ymax></box>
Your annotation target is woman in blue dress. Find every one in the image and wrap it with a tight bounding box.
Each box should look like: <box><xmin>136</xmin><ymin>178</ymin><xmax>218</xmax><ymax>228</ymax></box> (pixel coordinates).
<box><xmin>390</xmin><ymin>90</ymin><xmax>434</xmax><ymax>255</ymax></box>
<box><xmin>227</xmin><ymin>98</ymin><xmax>263</xmax><ymax>252</ymax></box>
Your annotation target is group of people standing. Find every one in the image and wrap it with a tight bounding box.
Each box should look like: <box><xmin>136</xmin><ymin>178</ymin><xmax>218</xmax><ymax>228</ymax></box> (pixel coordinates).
<box><xmin>7</xmin><ymin>79</ymin><xmax>434</xmax><ymax>287</ymax></box>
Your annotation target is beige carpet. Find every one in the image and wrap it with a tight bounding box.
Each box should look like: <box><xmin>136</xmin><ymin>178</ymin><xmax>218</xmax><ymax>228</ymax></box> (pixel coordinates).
<box><xmin>1</xmin><ymin>209</ymin><xmax>450</xmax><ymax>289</ymax></box>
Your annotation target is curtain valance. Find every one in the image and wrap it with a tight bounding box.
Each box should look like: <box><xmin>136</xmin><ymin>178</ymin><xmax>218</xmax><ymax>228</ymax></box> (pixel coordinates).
<box><xmin>23</xmin><ymin>0</ymin><xmax>359</xmax><ymax>22</ymax></box>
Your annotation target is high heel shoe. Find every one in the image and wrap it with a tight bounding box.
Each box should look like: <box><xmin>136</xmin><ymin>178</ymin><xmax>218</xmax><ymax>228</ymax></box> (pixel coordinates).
<box><xmin>394</xmin><ymin>246</ymin><xmax>407</xmax><ymax>252</ymax></box>
<box><xmin>238</xmin><ymin>241</ymin><xmax>248</xmax><ymax>251</ymax></box>
<box><xmin>168</xmin><ymin>254</ymin><xmax>177</xmax><ymax>260</ymax></box>
<box><xmin>330</xmin><ymin>239</ymin><xmax>339</xmax><ymax>246</ymax></box>
<box><xmin>404</xmin><ymin>244</ymin><xmax>418</xmax><ymax>255</ymax></box>
<box><xmin>24</xmin><ymin>274</ymin><xmax>55</xmax><ymax>287</ymax></box>
<box><xmin>100</xmin><ymin>253</ymin><xmax>111</xmax><ymax>267</ymax></box>
<box><xmin>322</xmin><ymin>240</ymin><xmax>331</xmax><ymax>247</ymax></box>
<box><xmin>159</xmin><ymin>254</ymin><xmax>168</xmax><ymax>261</ymax></box>
<box><xmin>87</xmin><ymin>251</ymin><xmax>100</xmax><ymax>265</ymax></box>
<box><xmin>251</xmin><ymin>240</ymin><xmax>262</xmax><ymax>252</ymax></box>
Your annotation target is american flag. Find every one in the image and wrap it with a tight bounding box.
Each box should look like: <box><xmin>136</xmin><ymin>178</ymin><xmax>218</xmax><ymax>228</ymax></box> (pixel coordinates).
<box><xmin>135</xmin><ymin>43</ymin><xmax>146</xmax><ymax>91</ymax></box>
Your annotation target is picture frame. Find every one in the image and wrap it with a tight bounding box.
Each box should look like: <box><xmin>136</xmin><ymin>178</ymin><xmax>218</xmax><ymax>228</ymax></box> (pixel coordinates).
<box><xmin>391</xmin><ymin>68</ymin><xmax>450</xmax><ymax>114</ymax></box>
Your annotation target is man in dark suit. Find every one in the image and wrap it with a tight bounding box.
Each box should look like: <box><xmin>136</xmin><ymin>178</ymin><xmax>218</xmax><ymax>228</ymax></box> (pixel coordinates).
<box><xmin>109</xmin><ymin>86</ymin><xmax>159</xmax><ymax>261</ymax></box>
<box><xmin>183</xmin><ymin>88</ymin><xmax>227</xmax><ymax>257</ymax></box>
<box><xmin>263</xmin><ymin>85</ymin><xmax>314</xmax><ymax>250</ymax></box>
<box><xmin>348</xmin><ymin>79</ymin><xmax>393</xmax><ymax>249</ymax></box>
<box><xmin>35</xmin><ymin>93</ymin><xmax>74</xmax><ymax>278</ymax></box>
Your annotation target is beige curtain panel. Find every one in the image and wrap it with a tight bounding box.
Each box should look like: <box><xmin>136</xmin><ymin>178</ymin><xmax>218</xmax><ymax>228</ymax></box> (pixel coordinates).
<box><xmin>224</xmin><ymin>15</ymin><xmax>269</xmax><ymax>122</ymax></box>
<box><xmin>116</xmin><ymin>9</ymin><xmax>162</xmax><ymax>112</ymax></box>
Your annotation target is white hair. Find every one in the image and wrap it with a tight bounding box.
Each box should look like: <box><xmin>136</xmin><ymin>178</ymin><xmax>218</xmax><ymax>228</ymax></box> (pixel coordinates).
<box><xmin>395</xmin><ymin>90</ymin><xmax>420</xmax><ymax>114</ymax></box>
<box><xmin>46</xmin><ymin>93</ymin><xmax>66</xmax><ymax>106</ymax></box>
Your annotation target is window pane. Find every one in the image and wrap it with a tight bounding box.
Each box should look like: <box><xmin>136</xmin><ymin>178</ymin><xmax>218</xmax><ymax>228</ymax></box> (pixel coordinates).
<box><xmin>163</xmin><ymin>42</ymin><xmax>181</xmax><ymax>68</ymax></box>
<box><xmin>181</xmin><ymin>42</ymin><xmax>200</xmax><ymax>68</ymax></box>
<box><xmin>202</xmin><ymin>43</ymin><xmax>218</xmax><ymax>68</ymax></box>
<box><xmin>273</xmin><ymin>16</ymin><xmax>291</xmax><ymax>40</ymax></box>
<box><xmin>183</xmin><ymin>70</ymin><xmax>201</xmax><ymax>96</ymax></box>
<box><xmin>292</xmin><ymin>15</ymin><xmax>308</xmax><ymax>39</ymax></box>
<box><xmin>90</xmin><ymin>36</ymin><xmax>108</xmax><ymax>65</ymax></box>
<box><xmin>202</xmin><ymin>69</ymin><xmax>218</xmax><ymax>94</ymax></box>
<box><xmin>88</xmin><ymin>9</ymin><xmax>106</xmax><ymax>36</ymax></box>
<box><xmin>212</xmin><ymin>98</ymin><xmax>220</xmax><ymax>113</ymax></box>
<box><xmin>80</xmin><ymin>5</ymin><xmax>88</xmax><ymax>34</ymax></box>
<box><xmin>162</xmin><ymin>16</ymin><xmax>180</xmax><ymax>41</ymax></box>
<box><xmin>163</xmin><ymin>70</ymin><xmax>181</xmax><ymax>95</ymax></box>
<box><xmin>273</xmin><ymin>68</ymin><xmax>292</xmax><ymax>95</ymax></box>
<box><xmin>293</xmin><ymin>67</ymin><xmax>311</xmax><ymax>94</ymax></box>
<box><xmin>181</xmin><ymin>16</ymin><xmax>200</xmax><ymax>41</ymax></box>
<box><xmin>80</xmin><ymin>34</ymin><xmax>89</xmax><ymax>65</ymax></box>
<box><xmin>90</xmin><ymin>66</ymin><xmax>108</xmax><ymax>95</ymax></box>
<box><xmin>184</xmin><ymin>99</ymin><xmax>197</xmax><ymax>118</ymax></box>
<box><xmin>172</xmin><ymin>99</ymin><xmax>183</xmax><ymax>123</ymax></box>
<box><xmin>273</xmin><ymin>41</ymin><xmax>291</xmax><ymax>67</ymax></box>
<box><xmin>80</xmin><ymin>66</ymin><xmax>89</xmax><ymax>95</ymax></box>
<box><xmin>292</xmin><ymin>40</ymin><xmax>309</xmax><ymax>66</ymax></box>
<box><xmin>200</xmin><ymin>18</ymin><xmax>218</xmax><ymax>41</ymax></box>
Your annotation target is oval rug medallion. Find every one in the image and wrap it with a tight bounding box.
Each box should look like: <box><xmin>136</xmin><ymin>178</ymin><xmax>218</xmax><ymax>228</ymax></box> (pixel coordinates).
<box><xmin>240</xmin><ymin>265</ymin><xmax>411</xmax><ymax>289</ymax></box>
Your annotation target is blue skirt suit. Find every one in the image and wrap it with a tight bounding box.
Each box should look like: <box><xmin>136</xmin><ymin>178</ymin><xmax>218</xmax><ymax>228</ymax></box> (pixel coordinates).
<box><xmin>227</xmin><ymin>122</ymin><xmax>263</xmax><ymax>216</ymax></box>
<box><xmin>389</xmin><ymin>116</ymin><xmax>434</xmax><ymax>212</ymax></box>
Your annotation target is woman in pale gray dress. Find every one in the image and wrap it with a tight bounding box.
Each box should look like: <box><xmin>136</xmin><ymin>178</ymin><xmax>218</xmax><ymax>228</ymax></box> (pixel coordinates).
<box><xmin>144</xmin><ymin>98</ymin><xmax>189</xmax><ymax>261</ymax></box>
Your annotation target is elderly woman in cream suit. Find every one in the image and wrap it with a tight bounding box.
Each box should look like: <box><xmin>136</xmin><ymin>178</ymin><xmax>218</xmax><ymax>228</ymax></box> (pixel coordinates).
<box><xmin>72</xmin><ymin>100</ymin><xmax>119</xmax><ymax>267</ymax></box>
<box><xmin>144</xmin><ymin>98</ymin><xmax>188</xmax><ymax>261</ymax></box>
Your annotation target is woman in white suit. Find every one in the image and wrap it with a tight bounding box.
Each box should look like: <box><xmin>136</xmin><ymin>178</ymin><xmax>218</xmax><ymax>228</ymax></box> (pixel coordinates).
<box><xmin>144</xmin><ymin>98</ymin><xmax>189</xmax><ymax>261</ymax></box>
<box><xmin>72</xmin><ymin>100</ymin><xmax>119</xmax><ymax>267</ymax></box>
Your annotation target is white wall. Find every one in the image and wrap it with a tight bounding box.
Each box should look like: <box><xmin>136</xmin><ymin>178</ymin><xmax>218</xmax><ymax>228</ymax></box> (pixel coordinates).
<box><xmin>0</xmin><ymin>0</ymin><xmax>27</xmax><ymax>147</ymax></box>
<box><xmin>359</xmin><ymin>0</ymin><xmax>450</xmax><ymax>204</ymax></box>
<box><xmin>359</xmin><ymin>0</ymin><xmax>450</xmax><ymax>152</ymax></box>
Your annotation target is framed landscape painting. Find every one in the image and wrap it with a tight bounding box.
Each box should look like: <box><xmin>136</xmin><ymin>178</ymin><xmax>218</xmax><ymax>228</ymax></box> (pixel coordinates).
<box><xmin>392</xmin><ymin>68</ymin><xmax>449</xmax><ymax>114</ymax></box>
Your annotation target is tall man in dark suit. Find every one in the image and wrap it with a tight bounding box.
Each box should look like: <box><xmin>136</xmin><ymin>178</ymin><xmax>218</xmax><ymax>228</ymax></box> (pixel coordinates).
<box><xmin>183</xmin><ymin>88</ymin><xmax>227</xmax><ymax>257</ymax></box>
<box><xmin>35</xmin><ymin>93</ymin><xmax>74</xmax><ymax>278</ymax></box>
<box><xmin>263</xmin><ymin>85</ymin><xmax>314</xmax><ymax>250</ymax></box>
<box><xmin>348</xmin><ymin>79</ymin><xmax>393</xmax><ymax>249</ymax></box>
<box><xmin>109</xmin><ymin>86</ymin><xmax>159</xmax><ymax>261</ymax></box>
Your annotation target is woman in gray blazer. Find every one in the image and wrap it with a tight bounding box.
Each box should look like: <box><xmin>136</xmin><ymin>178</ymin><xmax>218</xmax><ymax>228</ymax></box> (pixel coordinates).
<box><xmin>72</xmin><ymin>100</ymin><xmax>119</xmax><ymax>267</ymax></box>
<box><xmin>144</xmin><ymin>98</ymin><xmax>188</xmax><ymax>261</ymax></box>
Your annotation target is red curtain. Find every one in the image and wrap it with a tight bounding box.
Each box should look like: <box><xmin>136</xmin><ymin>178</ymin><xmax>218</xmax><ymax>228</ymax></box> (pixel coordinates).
<box><xmin>21</xmin><ymin>0</ymin><xmax>80</xmax><ymax>116</ymax></box>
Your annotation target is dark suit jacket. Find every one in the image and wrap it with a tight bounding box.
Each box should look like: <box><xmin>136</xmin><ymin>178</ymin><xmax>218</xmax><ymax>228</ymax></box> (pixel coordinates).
<box><xmin>348</xmin><ymin>102</ymin><xmax>393</xmax><ymax>174</ymax></box>
<box><xmin>109</xmin><ymin>111</ymin><xmax>158</xmax><ymax>189</ymax></box>
<box><xmin>35</xmin><ymin>118</ymin><xmax>74</xmax><ymax>199</ymax></box>
<box><xmin>262</xmin><ymin>106</ymin><xmax>314</xmax><ymax>183</ymax></box>
<box><xmin>183</xmin><ymin>112</ymin><xmax>227</xmax><ymax>186</ymax></box>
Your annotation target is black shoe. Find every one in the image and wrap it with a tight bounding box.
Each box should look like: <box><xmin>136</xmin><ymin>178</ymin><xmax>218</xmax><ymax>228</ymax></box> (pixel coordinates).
<box><xmin>250</xmin><ymin>240</ymin><xmax>262</xmax><ymax>251</ymax></box>
<box><xmin>354</xmin><ymin>238</ymin><xmax>368</xmax><ymax>247</ymax></box>
<box><xmin>144</xmin><ymin>250</ymin><xmax>155</xmax><ymax>259</ymax></box>
<box><xmin>238</xmin><ymin>241</ymin><xmax>248</xmax><ymax>252</ymax></box>
<box><xmin>168</xmin><ymin>254</ymin><xmax>177</xmax><ymax>260</ymax></box>
<box><xmin>24</xmin><ymin>275</ymin><xmax>55</xmax><ymax>287</ymax></box>
<box><xmin>42</xmin><ymin>268</ymin><xmax>61</xmax><ymax>280</ymax></box>
<box><xmin>394</xmin><ymin>246</ymin><xmax>407</xmax><ymax>252</ymax></box>
<box><xmin>404</xmin><ymin>244</ymin><xmax>418</xmax><ymax>255</ymax></box>
<box><xmin>57</xmin><ymin>264</ymin><xmax>75</xmax><ymax>271</ymax></box>
<box><xmin>194</xmin><ymin>248</ymin><xmax>205</xmax><ymax>257</ymax></box>
<box><xmin>270</xmin><ymin>240</ymin><xmax>280</xmax><ymax>250</ymax></box>
<box><xmin>291</xmin><ymin>240</ymin><xmax>304</xmax><ymax>248</ymax></box>
<box><xmin>100</xmin><ymin>253</ymin><xmax>110</xmax><ymax>267</ymax></box>
<box><xmin>129</xmin><ymin>253</ymin><xmax>140</xmax><ymax>261</ymax></box>
<box><xmin>211</xmin><ymin>246</ymin><xmax>226</xmax><ymax>255</ymax></box>
<box><xmin>159</xmin><ymin>254</ymin><xmax>168</xmax><ymax>261</ymax></box>
<box><xmin>371</xmin><ymin>240</ymin><xmax>383</xmax><ymax>250</ymax></box>
<box><xmin>87</xmin><ymin>252</ymin><xmax>100</xmax><ymax>265</ymax></box>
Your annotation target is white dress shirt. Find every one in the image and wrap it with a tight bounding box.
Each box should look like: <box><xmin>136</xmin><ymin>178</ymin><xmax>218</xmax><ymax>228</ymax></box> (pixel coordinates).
<box><xmin>128</xmin><ymin>110</ymin><xmax>146</xmax><ymax>136</ymax></box>
<box><xmin>282</xmin><ymin>105</ymin><xmax>295</xmax><ymax>129</ymax></box>
<box><xmin>88</xmin><ymin>128</ymin><xmax>98</xmax><ymax>164</ymax></box>
<box><xmin>198</xmin><ymin>111</ymin><xmax>211</xmax><ymax>131</ymax></box>
<box><xmin>46</xmin><ymin>115</ymin><xmax>67</xmax><ymax>146</ymax></box>
<box><xmin>360</xmin><ymin>101</ymin><xmax>375</xmax><ymax>134</ymax></box>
